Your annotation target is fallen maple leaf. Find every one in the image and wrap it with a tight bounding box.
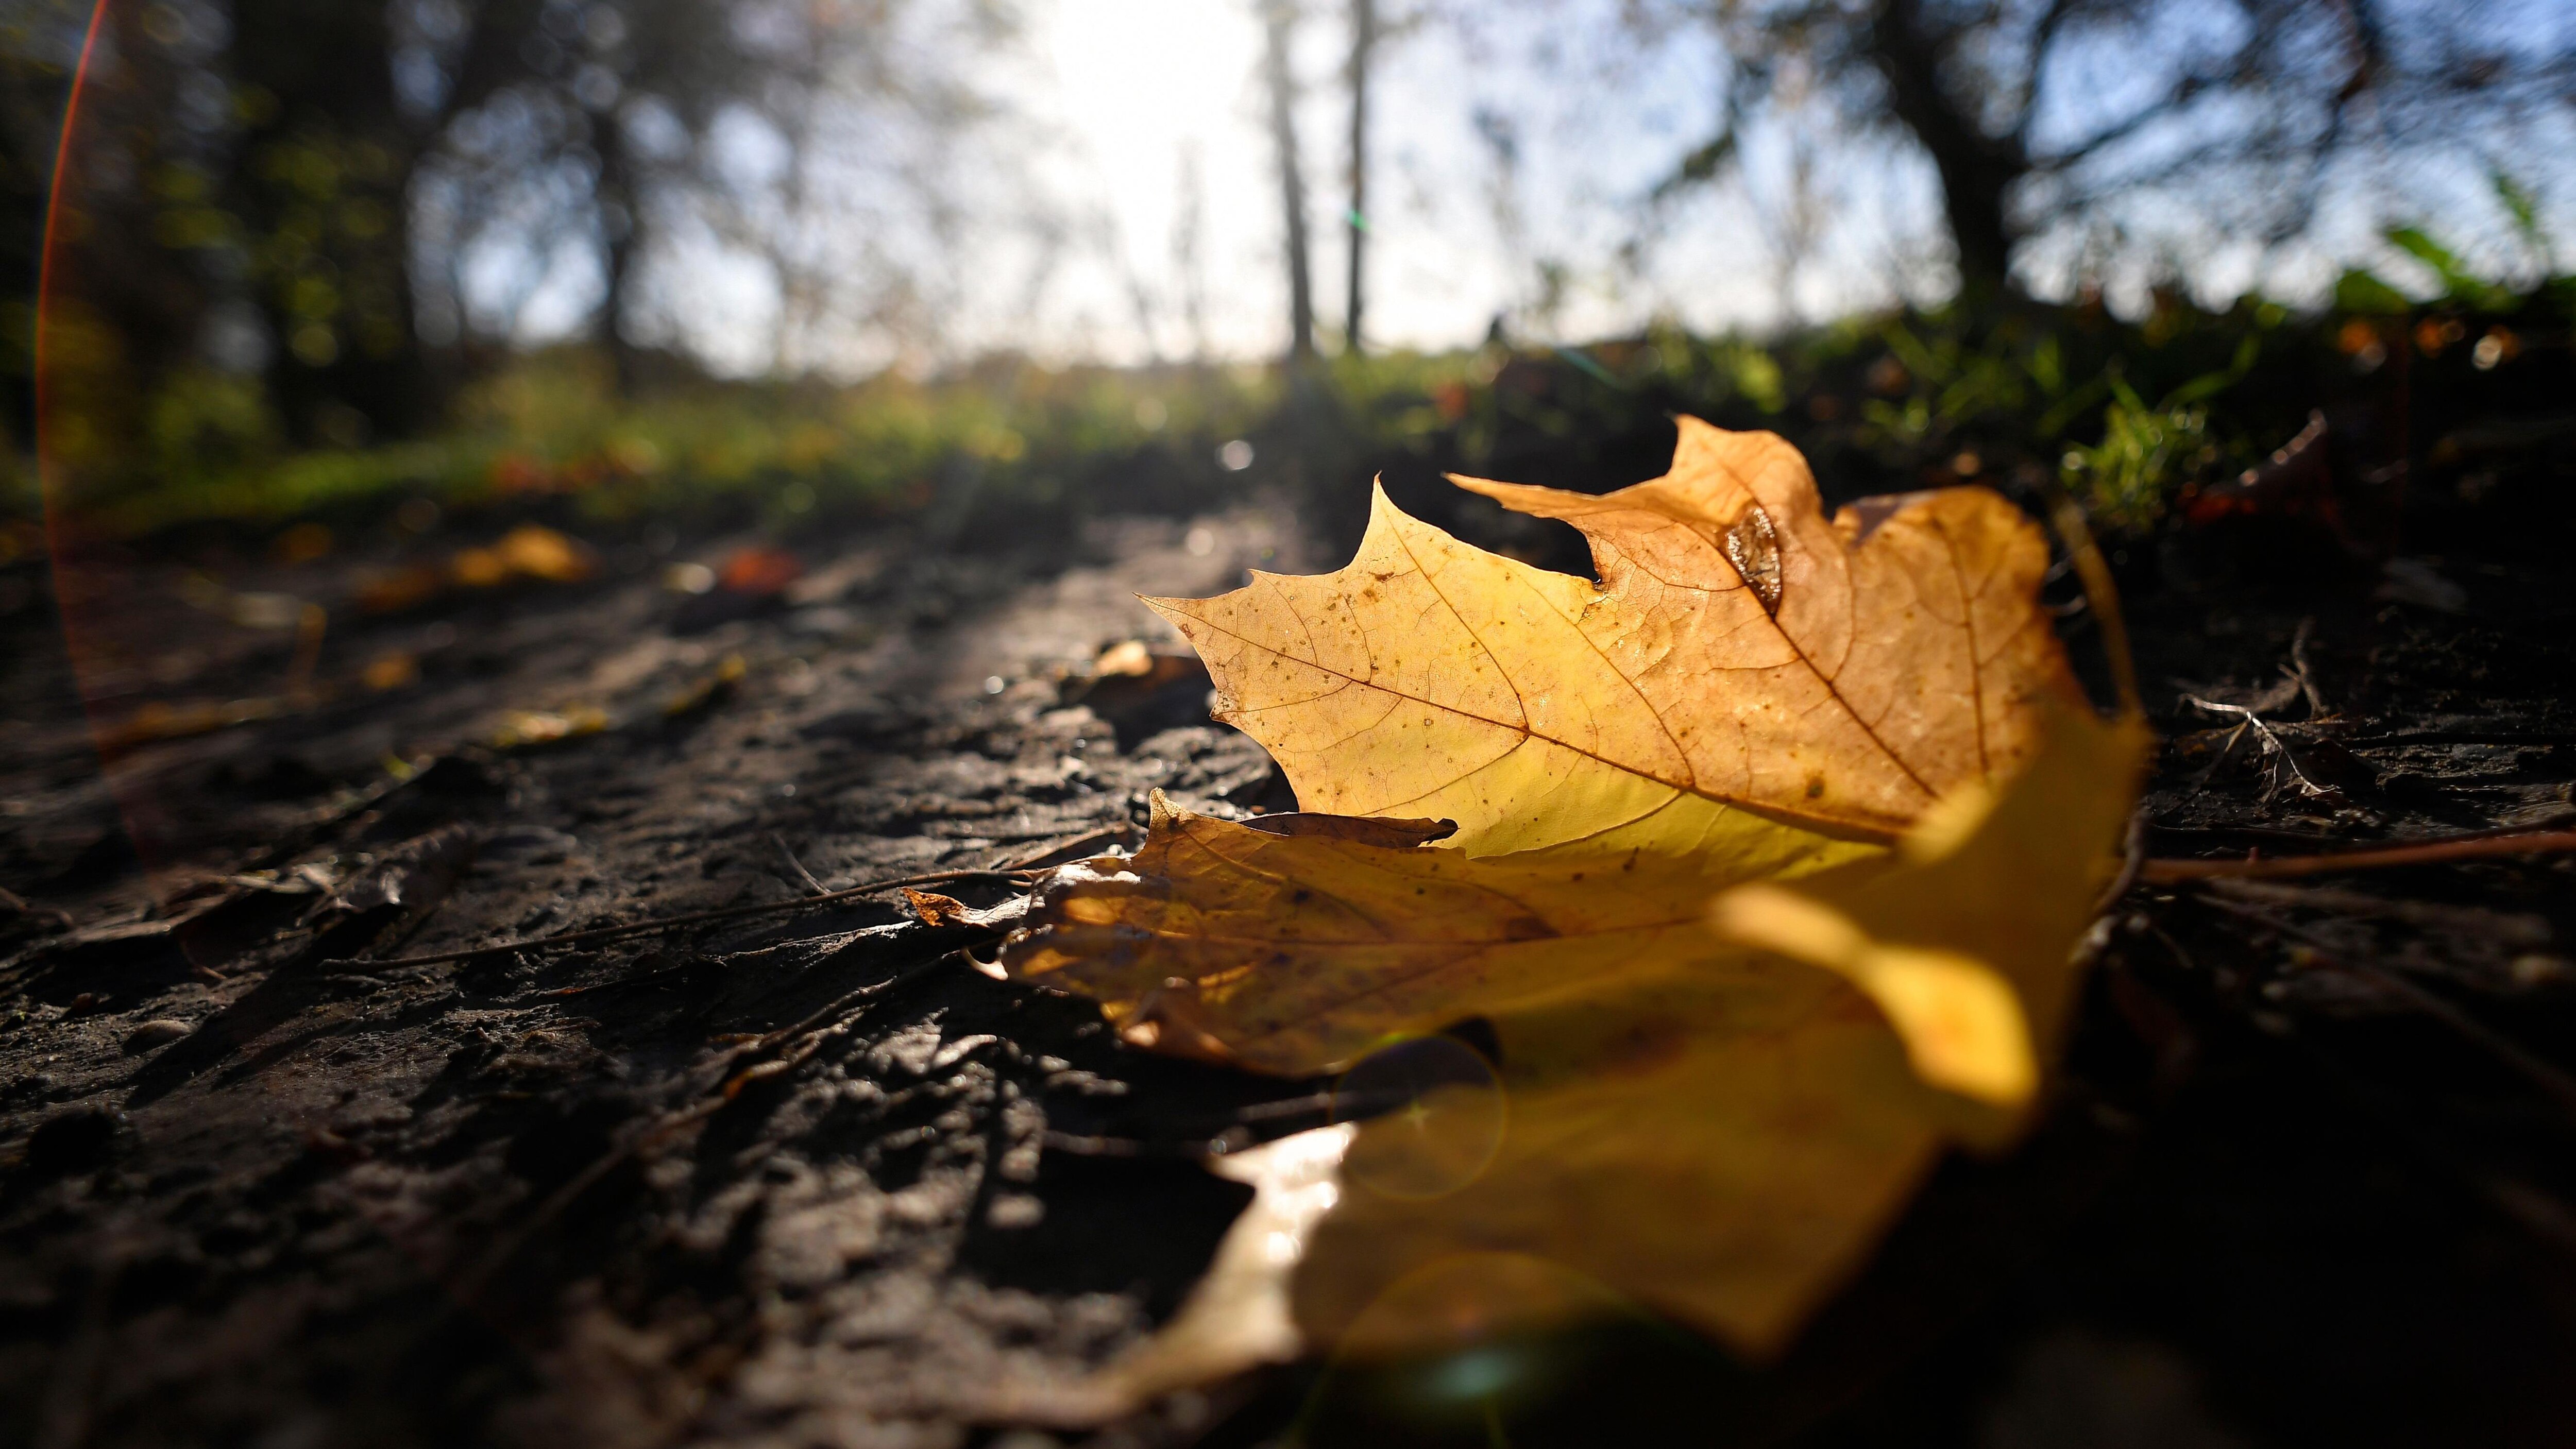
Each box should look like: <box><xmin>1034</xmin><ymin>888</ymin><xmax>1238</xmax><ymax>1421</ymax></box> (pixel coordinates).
<box><xmin>1147</xmin><ymin>416</ymin><xmax>2080</xmax><ymax>855</ymax></box>
<box><xmin>1291</xmin><ymin>704</ymin><xmax>2145</xmax><ymax>1359</ymax></box>
<box><xmin>1012</xmin><ymin>791</ymin><xmax>1773</xmax><ymax>1075</ymax></box>
<box><xmin>1002</xmin><ymin>419</ymin><xmax>2147</xmax><ymax>1404</ymax></box>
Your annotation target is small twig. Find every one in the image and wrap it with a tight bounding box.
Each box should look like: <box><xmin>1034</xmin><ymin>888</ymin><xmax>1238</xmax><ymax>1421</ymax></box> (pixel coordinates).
<box><xmin>368</xmin><ymin>827</ymin><xmax>1117</xmax><ymax>973</ymax></box>
<box><xmin>2187</xmin><ymin>720</ymin><xmax>2252</xmax><ymax>794</ymax></box>
<box><xmin>2042</xmin><ymin>488</ymin><xmax>2142</xmax><ymax>717</ymax></box>
<box><xmin>2187</xmin><ymin>695</ymin><xmax>2334</xmax><ymax>800</ymax></box>
<box><xmin>344</xmin><ymin>867</ymin><xmax>1035</xmax><ymax>970</ymax></box>
<box><xmin>1007</xmin><ymin>821</ymin><xmax>1145</xmax><ymax>871</ymax></box>
<box><xmin>0</xmin><ymin>885</ymin><xmax>73</xmax><ymax>932</ymax></box>
<box><xmin>2287</xmin><ymin>617</ymin><xmax>2331</xmax><ymax>718</ymax></box>
<box><xmin>2092</xmin><ymin>809</ymin><xmax>2149</xmax><ymax>913</ymax></box>
<box><xmin>1041</xmin><ymin>1130</ymin><xmax>1156</xmax><ymax>1157</ymax></box>
<box><xmin>1036</xmin><ymin>1087</ymin><xmax>1432</xmax><ymax>1163</ymax></box>
<box><xmin>2142</xmin><ymin>828</ymin><xmax>2576</xmax><ymax>883</ymax></box>
<box><xmin>772</xmin><ymin>833</ymin><xmax>829</xmax><ymax>896</ymax></box>
<box><xmin>1231</xmin><ymin>1091</ymin><xmax>1344</xmax><ymax>1123</ymax></box>
<box><xmin>742</xmin><ymin>958</ymin><xmax>952</xmax><ymax>1057</ymax></box>
<box><xmin>2200</xmin><ymin>878</ymin><xmax>2552</xmax><ymax>946</ymax></box>
<box><xmin>2333</xmin><ymin>729</ymin><xmax>2576</xmax><ymax>749</ymax></box>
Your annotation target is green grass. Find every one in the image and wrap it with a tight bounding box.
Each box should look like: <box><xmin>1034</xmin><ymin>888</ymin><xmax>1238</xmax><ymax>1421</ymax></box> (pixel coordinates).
<box><xmin>19</xmin><ymin>229</ymin><xmax>2570</xmax><ymax>547</ymax></box>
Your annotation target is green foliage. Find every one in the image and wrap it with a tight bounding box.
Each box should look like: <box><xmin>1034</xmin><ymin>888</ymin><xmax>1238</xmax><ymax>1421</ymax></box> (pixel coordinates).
<box><xmin>2060</xmin><ymin>387</ymin><xmax>2215</xmax><ymax>533</ymax></box>
<box><xmin>148</xmin><ymin>368</ymin><xmax>281</xmax><ymax>478</ymax></box>
<box><xmin>64</xmin><ymin>348</ymin><xmax>1283</xmax><ymax>536</ymax></box>
<box><xmin>30</xmin><ymin>228</ymin><xmax>2568</xmax><ymax>551</ymax></box>
<box><xmin>2384</xmin><ymin>227</ymin><xmax>2518</xmax><ymax>314</ymax></box>
<box><xmin>2334</xmin><ymin>269</ymin><xmax>2414</xmax><ymax>316</ymax></box>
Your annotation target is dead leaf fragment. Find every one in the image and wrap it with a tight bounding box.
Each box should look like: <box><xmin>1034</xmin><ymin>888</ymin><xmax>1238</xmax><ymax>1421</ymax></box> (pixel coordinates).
<box><xmin>717</xmin><ymin>545</ymin><xmax>803</xmax><ymax>595</ymax></box>
<box><xmin>661</xmin><ymin>653</ymin><xmax>747</xmax><ymax>718</ymax></box>
<box><xmin>354</xmin><ymin>563</ymin><xmax>448</xmax><ymax>614</ymax></box>
<box><xmin>901</xmin><ymin>888</ymin><xmax>970</xmax><ymax>928</ymax></box>
<box><xmin>1084</xmin><ymin>1124</ymin><xmax>1357</xmax><ymax>1408</ymax></box>
<box><xmin>94</xmin><ymin>696</ymin><xmax>285</xmax><ymax>757</ymax></box>
<box><xmin>1093</xmin><ymin>639</ymin><xmax>1157</xmax><ymax>677</ymax></box>
<box><xmin>488</xmin><ymin>707</ymin><xmax>609</xmax><ymax>750</ymax></box>
<box><xmin>362</xmin><ymin>650</ymin><xmax>420</xmax><ymax>691</ymax></box>
<box><xmin>495</xmin><ymin>523</ymin><xmax>594</xmax><ymax>582</ymax></box>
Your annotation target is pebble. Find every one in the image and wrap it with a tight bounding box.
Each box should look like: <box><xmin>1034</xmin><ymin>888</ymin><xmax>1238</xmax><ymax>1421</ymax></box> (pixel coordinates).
<box><xmin>123</xmin><ymin>1019</ymin><xmax>193</xmax><ymax>1053</ymax></box>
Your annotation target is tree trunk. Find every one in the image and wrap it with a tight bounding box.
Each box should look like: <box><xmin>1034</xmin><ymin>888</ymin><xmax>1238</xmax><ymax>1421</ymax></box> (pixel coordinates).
<box><xmin>1343</xmin><ymin>0</ymin><xmax>1375</xmax><ymax>355</ymax></box>
<box><xmin>1865</xmin><ymin>0</ymin><xmax>2026</xmax><ymax>299</ymax></box>
<box><xmin>228</xmin><ymin>0</ymin><xmax>441</xmax><ymax>442</ymax></box>
<box><xmin>594</xmin><ymin>114</ymin><xmax>643</xmax><ymax>397</ymax></box>
<box><xmin>1262</xmin><ymin>0</ymin><xmax>1316</xmax><ymax>364</ymax></box>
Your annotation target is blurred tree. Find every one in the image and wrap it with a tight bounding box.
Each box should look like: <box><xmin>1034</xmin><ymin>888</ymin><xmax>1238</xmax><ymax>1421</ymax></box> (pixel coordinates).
<box><xmin>1</xmin><ymin>2</ymin><xmax>93</xmax><ymax>458</ymax></box>
<box><xmin>1343</xmin><ymin>0</ymin><xmax>1374</xmax><ymax>354</ymax></box>
<box><xmin>412</xmin><ymin>0</ymin><xmax>1018</xmax><ymax>389</ymax></box>
<box><xmin>1262</xmin><ymin>0</ymin><xmax>1317</xmax><ymax>363</ymax></box>
<box><xmin>13</xmin><ymin>0</ymin><xmax>1019</xmax><ymax>478</ymax></box>
<box><xmin>20</xmin><ymin>0</ymin><xmax>472</xmax><ymax>454</ymax></box>
<box><xmin>1632</xmin><ymin>0</ymin><xmax>2576</xmax><ymax>300</ymax></box>
<box><xmin>7</xmin><ymin>0</ymin><xmax>237</xmax><ymax>473</ymax></box>
<box><xmin>1338</xmin><ymin>0</ymin><xmax>1431</xmax><ymax>355</ymax></box>
<box><xmin>226</xmin><ymin>0</ymin><xmax>438</xmax><ymax>441</ymax></box>
<box><xmin>408</xmin><ymin>0</ymin><xmax>771</xmax><ymax>393</ymax></box>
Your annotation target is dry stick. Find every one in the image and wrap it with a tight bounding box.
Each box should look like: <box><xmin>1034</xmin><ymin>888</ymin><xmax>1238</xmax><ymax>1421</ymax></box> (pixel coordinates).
<box><xmin>2187</xmin><ymin>720</ymin><xmax>2252</xmax><ymax>794</ymax></box>
<box><xmin>2043</xmin><ymin>488</ymin><xmax>2142</xmax><ymax>718</ymax></box>
<box><xmin>2091</xmin><ymin>809</ymin><xmax>2149</xmax><ymax>914</ymax></box>
<box><xmin>772</xmin><ymin>832</ymin><xmax>829</xmax><ymax>896</ymax></box>
<box><xmin>2186</xmin><ymin>695</ymin><xmax>2334</xmax><ymax>800</ymax></box>
<box><xmin>2141</xmin><ymin>828</ymin><xmax>2576</xmax><ymax>883</ymax></box>
<box><xmin>2204</xmin><ymin>877</ymin><xmax>2553</xmax><ymax>945</ymax></box>
<box><xmin>2287</xmin><ymin>617</ymin><xmax>2331</xmax><ymax>718</ymax></box>
<box><xmin>343</xmin><ymin>867</ymin><xmax>1035</xmax><ymax>970</ymax></box>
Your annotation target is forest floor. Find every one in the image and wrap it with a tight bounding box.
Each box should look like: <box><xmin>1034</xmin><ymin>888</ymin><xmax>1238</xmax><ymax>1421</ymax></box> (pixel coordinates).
<box><xmin>2</xmin><ymin>442</ymin><xmax>2573</xmax><ymax>1449</ymax></box>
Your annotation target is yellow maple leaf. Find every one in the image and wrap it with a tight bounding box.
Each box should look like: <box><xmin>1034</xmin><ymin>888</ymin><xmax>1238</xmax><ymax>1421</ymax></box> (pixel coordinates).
<box><xmin>1009</xmin><ymin>706</ymin><xmax>2140</xmax><ymax>1374</ymax></box>
<box><xmin>1010</xmin><ymin>792</ymin><xmax>1788</xmax><ymax>1075</ymax></box>
<box><xmin>1146</xmin><ymin>416</ymin><xmax>2080</xmax><ymax>856</ymax></box>
<box><xmin>1001</xmin><ymin>420</ymin><xmax>2147</xmax><ymax>1404</ymax></box>
<box><xmin>1291</xmin><ymin>702</ymin><xmax>2147</xmax><ymax>1360</ymax></box>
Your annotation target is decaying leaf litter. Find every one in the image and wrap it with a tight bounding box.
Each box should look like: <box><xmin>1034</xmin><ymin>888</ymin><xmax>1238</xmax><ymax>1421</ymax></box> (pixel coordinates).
<box><xmin>4</xmin><ymin>421</ymin><xmax>2576</xmax><ymax>1447</ymax></box>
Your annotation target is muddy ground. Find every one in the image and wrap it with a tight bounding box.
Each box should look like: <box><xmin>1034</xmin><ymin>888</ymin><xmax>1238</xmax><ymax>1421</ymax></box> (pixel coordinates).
<box><xmin>2</xmin><ymin>453</ymin><xmax>2574</xmax><ymax>1449</ymax></box>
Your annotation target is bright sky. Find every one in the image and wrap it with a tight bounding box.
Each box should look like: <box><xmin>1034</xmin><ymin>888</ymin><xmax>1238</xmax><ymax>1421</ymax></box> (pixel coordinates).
<box><xmin>1015</xmin><ymin>0</ymin><xmax>2576</xmax><ymax>367</ymax></box>
<box><xmin>491</xmin><ymin>0</ymin><xmax>2576</xmax><ymax>371</ymax></box>
<box><xmin>1009</xmin><ymin>0</ymin><xmax>1829</xmax><ymax>363</ymax></box>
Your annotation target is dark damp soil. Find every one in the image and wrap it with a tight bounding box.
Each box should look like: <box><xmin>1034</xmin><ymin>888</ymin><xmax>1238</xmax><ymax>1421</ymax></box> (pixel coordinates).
<box><xmin>1</xmin><ymin>421</ymin><xmax>2573</xmax><ymax>1449</ymax></box>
